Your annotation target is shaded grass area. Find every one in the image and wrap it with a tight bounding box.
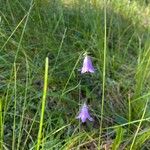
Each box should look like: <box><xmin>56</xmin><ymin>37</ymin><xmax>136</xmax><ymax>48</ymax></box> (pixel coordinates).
<box><xmin>0</xmin><ymin>0</ymin><xmax>150</xmax><ymax>149</ymax></box>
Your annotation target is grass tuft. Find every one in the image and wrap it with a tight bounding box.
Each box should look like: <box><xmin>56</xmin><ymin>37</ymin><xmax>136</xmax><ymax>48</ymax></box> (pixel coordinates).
<box><xmin>1</xmin><ymin>0</ymin><xmax>150</xmax><ymax>149</ymax></box>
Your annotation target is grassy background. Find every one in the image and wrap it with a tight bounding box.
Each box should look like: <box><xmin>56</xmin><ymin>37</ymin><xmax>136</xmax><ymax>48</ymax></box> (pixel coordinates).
<box><xmin>1</xmin><ymin>0</ymin><xmax>150</xmax><ymax>149</ymax></box>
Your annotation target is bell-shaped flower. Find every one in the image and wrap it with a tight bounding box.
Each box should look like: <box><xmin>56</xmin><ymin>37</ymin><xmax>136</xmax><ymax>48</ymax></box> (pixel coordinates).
<box><xmin>76</xmin><ymin>103</ymin><xmax>93</xmax><ymax>123</ymax></box>
<box><xmin>81</xmin><ymin>55</ymin><xmax>95</xmax><ymax>74</ymax></box>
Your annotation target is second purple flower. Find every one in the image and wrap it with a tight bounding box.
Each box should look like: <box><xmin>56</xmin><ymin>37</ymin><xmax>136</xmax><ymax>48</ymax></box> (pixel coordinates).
<box><xmin>76</xmin><ymin>103</ymin><xmax>93</xmax><ymax>123</ymax></box>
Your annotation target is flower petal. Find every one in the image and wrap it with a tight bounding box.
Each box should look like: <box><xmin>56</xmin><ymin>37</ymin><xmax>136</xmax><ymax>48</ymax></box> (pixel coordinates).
<box><xmin>76</xmin><ymin>103</ymin><xmax>93</xmax><ymax>123</ymax></box>
<box><xmin>81</xmin><ymin>55</ymin><xmax>95</xmax><ymax>74</ymax></box>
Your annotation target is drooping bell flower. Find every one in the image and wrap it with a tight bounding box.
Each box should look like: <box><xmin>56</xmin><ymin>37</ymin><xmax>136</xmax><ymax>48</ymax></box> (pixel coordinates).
<box><xmin>76</xmin><ymin>103</ymin><xmax>93</xmax><ymax>123</ymax></box>
<box><xmin>81</xmin><ymin>55</ymin><xmax>95</xmax><ymax>74</ymax></box>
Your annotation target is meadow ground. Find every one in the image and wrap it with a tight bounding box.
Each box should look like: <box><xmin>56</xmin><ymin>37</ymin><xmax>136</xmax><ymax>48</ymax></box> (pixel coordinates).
<box><xmin>1</xmin><ymin>0</ymin><xmax>150</xmax><ymax>149</ymax></box>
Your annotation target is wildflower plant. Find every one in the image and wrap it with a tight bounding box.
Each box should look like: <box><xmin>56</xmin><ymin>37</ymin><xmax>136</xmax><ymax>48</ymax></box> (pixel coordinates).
<box><xmin>76</xmin><ymin>103</ymin><xmax>93</xmax><ymax>123</ymax></box>
<box><xmin>76</xmin><ymin>53</ymin><xmax>95</xmax><ymax>123</ymax></box>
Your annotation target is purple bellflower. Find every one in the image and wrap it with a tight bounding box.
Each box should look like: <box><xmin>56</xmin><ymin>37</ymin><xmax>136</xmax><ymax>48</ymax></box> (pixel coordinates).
<box><xmin>81</xmin><ymin>55</ymin><xmax>95</xmax><ymax>74</ymax></box>
<box><xmin>76</xmin><ymin>103</ymin><xmax>93</xmax><ymax>123</ymax></box>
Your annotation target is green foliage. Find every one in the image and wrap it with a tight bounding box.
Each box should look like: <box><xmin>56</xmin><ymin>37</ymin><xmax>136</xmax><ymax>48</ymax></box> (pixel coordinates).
<box><xmin>112</xmin><ymin>127</ymin><xmax>125</xmax><ymax>150</ymax></box>
<box><xmin>0</xmin><ymin>0</ymin><xmax>150</xmax><ymax>149</ymax></box>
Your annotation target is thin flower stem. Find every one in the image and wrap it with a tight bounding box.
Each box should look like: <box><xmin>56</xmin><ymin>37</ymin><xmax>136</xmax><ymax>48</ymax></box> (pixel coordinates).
<box><xmin>78</xmin><ymin>80</ymin><xmax>81</xmax><ymax>150</ymax></box>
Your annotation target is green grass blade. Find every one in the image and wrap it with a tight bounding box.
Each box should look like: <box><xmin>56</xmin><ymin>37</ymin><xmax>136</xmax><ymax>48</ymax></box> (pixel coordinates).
<box><xmin>17</xmin><ymin>55</ymin><xmax>29</xmax><ymax>150</ymax></box>
<box><xmin>130</xmin><ymin>99</ymin><xmax>148</xmax><ymax>149</ymax></box>
<box><xmin>99</xmin><ymin>0</ymin><xmax>107</xmax><ymax>148</ymax></box>
<box><xmin>112</xmin><ymin>127</ymin><xmax>125</xmax><ymax>150</ymax></box>
<box><xmin>0</xmin><ymin>99</ymin><xmax>3</xmax><ymax>150</ymax></box>
<box><xmin>12</xmin><ymin>63</ymin><xmax>17</xmax><ymax>150</ymax></box>
<box><xmin>36</xmin><ymin>57</ymin><xmax>49</xmax><ymax>150</ymax></box>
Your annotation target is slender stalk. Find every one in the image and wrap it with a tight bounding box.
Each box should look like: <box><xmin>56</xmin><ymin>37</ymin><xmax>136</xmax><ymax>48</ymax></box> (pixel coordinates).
<box><xmin>0</xmin><ymin>99</ymin><xmax>3</xmax><ymax>150</ymax></box>
<box><xmin>22</xmin><ymin>111</ymin><xmax>38</xmax><ymax>150</ymax></box>
<box><xmin>14</xmin><ymin>0</ymin><xmax>34</xmax><ymax>62</ymax></box>
<box><xmin>36</xmin><ymin>57</ymin><xmax>49</xmax><ymax>150</ymax></box>
<box><xmin>61</xmin><ymin>53</ymin><xmax>82</xmax><ymax>96</ymax></box>
<box><xmin>17</xmin><ymin>56</ymin><xmax>29</xmax><ymax>150</ymax></box>
<box><xmin>99</xmin><ymin>0</ymin><xmax>107</xmax><ymax>148</ymax></box>
<box><xmin>12</xmin><ymin>63</ymin><xmax>17</xmax><ymax>150</ymax></box>
<box><xmin>128</xmin><ymin>93</ymin><xmax>131</xmax><ymax>133</ymax></box>
<box><xmin>130</xmin><ymin>99</ymin><xmax>148</xmax><ymax>150</ymax></box>
<box><xmin>105</xmin><ymin>116</ymin><xmax>150</xmax><ymax>130</ymax></box>
<box><xmin>77</xmin><ymin>80</ymin><xmax>81</xmax><ymax>150</ymax></box>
